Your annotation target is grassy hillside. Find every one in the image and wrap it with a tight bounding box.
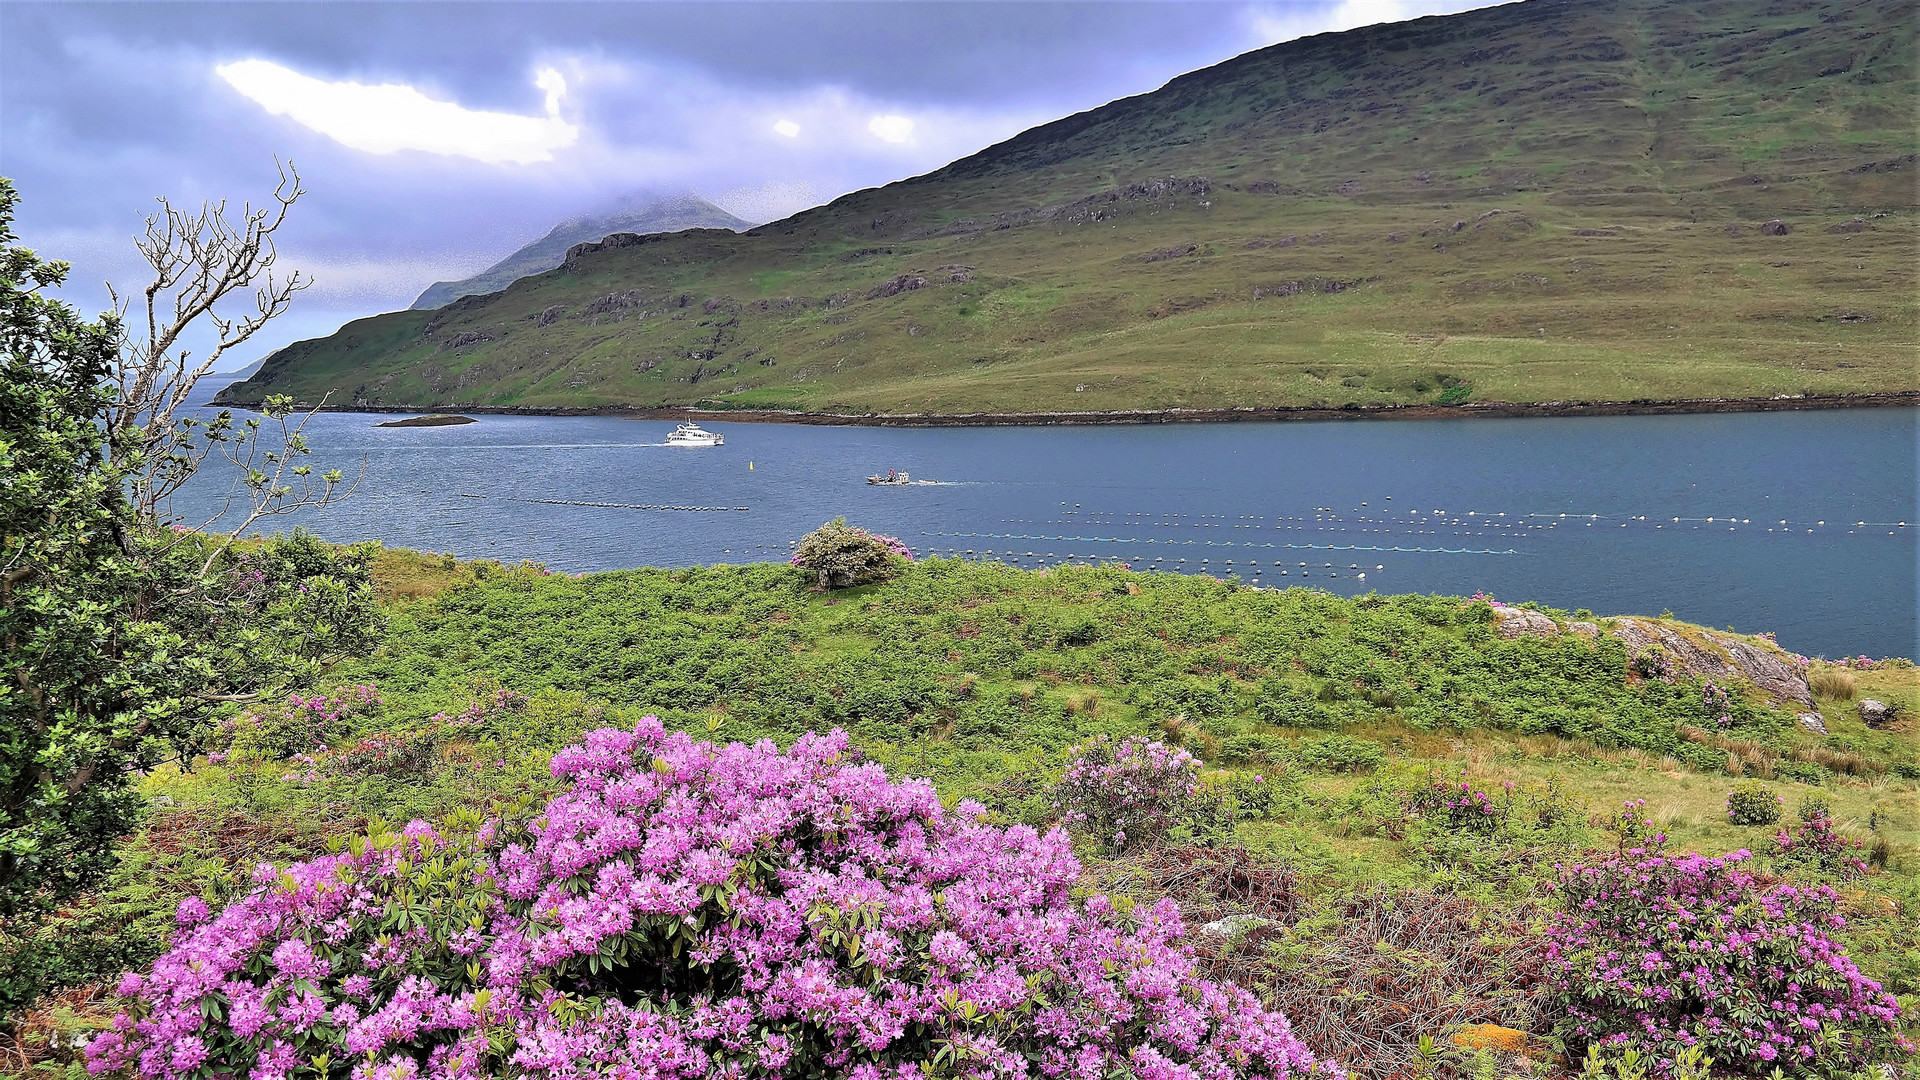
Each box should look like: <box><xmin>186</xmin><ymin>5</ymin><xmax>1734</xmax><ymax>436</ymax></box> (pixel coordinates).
<box><xmin>8</xmin><ymin>553</ymin><xmax>1916</xmax><ymax>1076</ymax></box>
<box><xmin>218</xmin><ymin>0</ymin><xmax>1919</xmax><ymax>417</ymax></box>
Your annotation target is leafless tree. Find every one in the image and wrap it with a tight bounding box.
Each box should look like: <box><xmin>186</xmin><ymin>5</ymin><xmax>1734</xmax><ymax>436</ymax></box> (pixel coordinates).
<box><xmin>104</xmin><ymin>159</ymin><xmax>359</xmax><ymax>557</ymax></box>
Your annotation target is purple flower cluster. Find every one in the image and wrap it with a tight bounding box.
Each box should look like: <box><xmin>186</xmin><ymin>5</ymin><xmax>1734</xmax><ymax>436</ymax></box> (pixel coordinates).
<box><xmin>1053</xmin><ymin>736</ymin><xmax>1201</xmax><ymax>853</ymax></box>
<box><xmin>1546</xmin><ymin>850</ymin><xmax>1910</xmax><ymax>1077</ymax></box>
<box><xmin>1824</xmin><ymin>655</ymin><xmax>1897</xmax><ymax>671</ymax></box>
<box><xmin>88</xmin><ymin>721</ymin><xmax>1336</xmax><ymax>1080</ymax></box>
<box><xmin>1771</xmin><ymin>812</ymin><xmax>1868</xmax><ymax>880</ymax></box>
<box><xmin>285</xmin><ymin>685</ymin><xmax>384</xmax><ymax>727</ymax></box>
<box><xmin>435</xmin><ymin>688</ymin><xmax>528</xmax><ymax>729</ymax></box>
<box><xmin>1631</xmin><ymin>649</ymin><xmax>1676</xmax><ymax>683</ymax></box>
<box><xmin>1412</xmin><ymin>780</ymin><xmax>1504</xmax><ymax>834</ymax></box>
<box><xmin>1600</xmin><ymin>799</ymin><xmax>1667</xmax><ymax>855</ymax></box>
<box><xmin>333</xmin><ymin>730</ymin><xmax>440</xmax><ymax>778</ymax></box>
<box><xmin>217</xmin><ymin>684</ymin><xmax>386</xmax><ymax>761</ymax></box>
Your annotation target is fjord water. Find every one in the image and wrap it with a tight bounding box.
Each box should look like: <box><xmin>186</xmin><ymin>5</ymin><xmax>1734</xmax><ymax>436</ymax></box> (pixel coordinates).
<box><xmin>176</xmin><ymin>408</ymin><xmax>1917</xmax><ymax>660</ymax></box>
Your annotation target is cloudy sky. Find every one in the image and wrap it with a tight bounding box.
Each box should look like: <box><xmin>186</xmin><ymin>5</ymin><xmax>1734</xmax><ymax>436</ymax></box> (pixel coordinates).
<box><xmin>1</xmin><ymin>0</ymin><xmax>1497</xmax><ymax>368</ymax></box>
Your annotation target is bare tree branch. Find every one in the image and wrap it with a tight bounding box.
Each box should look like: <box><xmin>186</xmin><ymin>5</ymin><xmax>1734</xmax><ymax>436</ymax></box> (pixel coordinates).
<box><xmin>108</xmin><ymin>160</ymin><xmax>315</xmax><ymax>527</ymax></box>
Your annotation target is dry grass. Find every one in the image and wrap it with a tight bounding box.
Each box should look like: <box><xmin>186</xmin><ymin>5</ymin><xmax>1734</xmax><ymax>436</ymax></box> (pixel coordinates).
<box><xmin>1810</xmin><ymin>667</ymin><xmax>1859</xmax><ymax>701</ymax></box>
<box><xmin>1262</xmin><ymin>890</ymin><xmax>1554</xmax><ymax>1080</ymax></box>
<box><xmin>0</xmin><ymin>982</ymin><xmax>118</xmax><ymax>1076</ymax></box>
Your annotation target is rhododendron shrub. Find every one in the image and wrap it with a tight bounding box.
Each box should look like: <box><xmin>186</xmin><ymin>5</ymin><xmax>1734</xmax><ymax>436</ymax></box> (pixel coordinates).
<box><xmin>88</xmin><ymin>721</ymin><xmax>1337</xmax><ymax>1080</ymax></box>
<box><xmin>790</xmin><ymin>518</ymin><xmax>914</xmax><ymax>588</ymax></box>
<box><xmin>1545</xmin><ymin>850</ymin><xmax>1909</xmax><ymax>1078</ymax></box>
<box><xmin>1053</xmin><ymin>736</ymin><xmax>1201</xmax><ymax>854</ymax></box>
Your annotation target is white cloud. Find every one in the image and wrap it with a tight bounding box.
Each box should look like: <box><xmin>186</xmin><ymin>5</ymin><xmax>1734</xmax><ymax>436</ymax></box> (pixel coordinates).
<box><xmin>1243</xmin><ymin>0</ymin><xmax>1500</xmax><ymax>46</ymax></box>
<box><xmin>866</xmin><ymin>114</ymin><xmax>915</xmax><ymax>144</ymax></box>
<box><xmin>772</xmin><ymin>118</ymin><xmax>801</xmax><ymax>138</ymax></box>
<box><xmin>216</xmin><ymin>59</ymin><xmax>579</xmax><ymax>164</ymax></box>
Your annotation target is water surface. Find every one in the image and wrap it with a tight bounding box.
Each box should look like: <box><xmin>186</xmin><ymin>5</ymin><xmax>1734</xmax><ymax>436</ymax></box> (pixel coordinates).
<box><xmin>173</xmin><ymin>408</ymin><xmax>1918</xmax><ymax>659</ymax></box>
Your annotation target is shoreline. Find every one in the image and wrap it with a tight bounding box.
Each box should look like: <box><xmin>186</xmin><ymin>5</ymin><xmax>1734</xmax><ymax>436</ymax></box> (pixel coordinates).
<box><xmin>209</xmin><ymin>390</ymin><xmax>1920</xmax><ymax>427</ymax></box>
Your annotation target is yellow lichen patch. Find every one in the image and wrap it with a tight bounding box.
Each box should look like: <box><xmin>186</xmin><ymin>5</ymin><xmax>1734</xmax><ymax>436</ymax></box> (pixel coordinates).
<box><xmin>1452</xmin><ymin>1023</ymin><xmax>1532</xmax><ymax>1054</ymax></box>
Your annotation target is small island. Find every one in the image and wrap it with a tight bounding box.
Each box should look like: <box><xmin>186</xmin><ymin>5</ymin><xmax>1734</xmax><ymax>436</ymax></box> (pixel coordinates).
<box><xmin>375</xmin><ymin>413</ymin><xmax>477</xmax><ymax>427</ymax></box>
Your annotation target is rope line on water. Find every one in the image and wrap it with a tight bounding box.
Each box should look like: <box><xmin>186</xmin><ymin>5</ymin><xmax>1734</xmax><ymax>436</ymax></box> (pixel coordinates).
<box><xmin>922</xmin><ymin>531</ymin><xmax>1516</xmax><ymax>555</ymax></box>
<box><xmin>458</xmin><ymin>493</ymin><xmax>748</xmax><ymax>511</ymax></box>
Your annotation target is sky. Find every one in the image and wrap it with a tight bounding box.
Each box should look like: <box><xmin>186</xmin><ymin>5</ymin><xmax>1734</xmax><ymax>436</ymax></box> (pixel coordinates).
<box><xmin>1</xmin><ymin>0</ymin><xmax>1500</xmax><ymax>370</ymax></box>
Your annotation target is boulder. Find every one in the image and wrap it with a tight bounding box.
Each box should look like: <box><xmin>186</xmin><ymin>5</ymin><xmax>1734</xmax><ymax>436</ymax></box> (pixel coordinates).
<box><xmin>1760</xmin><ymin>219</ymin><xmax>1790</xmax><ymax>235</ymax></box>
<box><xmin>1827</xmin><ymin>218</ymin><xmax>1869</xmax><ymax>234</ymax></box>
<box><xmin>1199</xmin><ymin>914</ymin><xmax>1272</xmax><ymax>938</ymax></box>
<box><xmin>1611</xmin><ymin>618</ymin><xmax>1813</xmax><ymax>706</ymax></box>
<box><xmin>1796</xmin><ymin>712</ymin><xmax>1829</xmax><ymax>736</ymax></box>
<box><xmin>1858</xmin><ymin>699</ymin><xmax>1895</xmax><ymax>727</ymax></box>
<box><xmin>1492</xmin><ymin>605</ymin><xmax>1557</xmax><ymax>639</ymax></box>
<box><xmin>1568</xmin><ymin>621</ymin><xmax>1600</xmax><ymax>637</ymax></box>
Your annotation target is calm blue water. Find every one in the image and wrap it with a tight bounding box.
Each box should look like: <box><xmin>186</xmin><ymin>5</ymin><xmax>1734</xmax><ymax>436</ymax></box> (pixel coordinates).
<box><xmin>172</xmin><ymin>408</ymin><xmax>1918</xmax><ymax>660</ymax></box>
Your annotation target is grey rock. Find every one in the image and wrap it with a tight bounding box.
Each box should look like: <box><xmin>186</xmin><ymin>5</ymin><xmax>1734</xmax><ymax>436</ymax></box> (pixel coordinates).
<box><xmin>1796</xmin><ymin>712</ymin><xmax>1829</xmax><ymax>735</ymax></box>
<box><xmin>1492</xmin><ymin>604</ymin><xmax>1557</xmax><ymax>639</ymax></box>
<box><xmin>1760</xmin><ymin>219</ymin><xmax>1790</xmax><ymax>236</ymax></box>
<box><xmin>1568</xmin><ymin>621</ymin><xmax>1600</xmax><ymax>637</ymax></box>
<box><xmin>1200</xmin><ymin>914</ymin><xmax>1273</xmax><ymax>938</ymax></box>
<box><xmin>1859</xmin><ymin>699</ymin><xmax>1895</xmax><ymax>727</ymax></box>
<box><xmin>1611</xmin><ymin>618</ymin><xmax>1813</xmax><ymax>706</ymax></box>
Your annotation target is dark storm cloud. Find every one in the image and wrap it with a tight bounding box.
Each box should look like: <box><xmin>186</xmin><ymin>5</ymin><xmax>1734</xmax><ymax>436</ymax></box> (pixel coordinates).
<box><xmin>0</xmin><ymin>0</ymin><xmax>1498</xmax><ymax>366</ymax></box>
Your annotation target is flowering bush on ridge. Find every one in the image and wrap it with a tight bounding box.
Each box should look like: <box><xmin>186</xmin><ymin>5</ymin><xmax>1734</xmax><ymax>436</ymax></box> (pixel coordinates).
<box><xmin>790</xmin><ymin>518</ymin><xmax>915</xmax><ymax>588</ymax></box>
<box><xmin>87</xmin><ymin>721</ymin><xmax>1336</xmax><ymax>1080</ymax></box>
<box><xmin>1546</xmin><ymin>850</ymin><xmax>1909</xmax><ymax>1078</ymax></box>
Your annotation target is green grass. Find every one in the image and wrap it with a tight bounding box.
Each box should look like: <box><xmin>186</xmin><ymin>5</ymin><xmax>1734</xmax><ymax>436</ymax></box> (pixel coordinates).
<box><xmin>217</xmin><ymin>0</ymin><xmax>1918</xmax><ymax>417</ymax></box>
<box><xmin>6</xmin><ymin>555</ymin><xmax>1916</xmax><ymax>1073</ymax></box>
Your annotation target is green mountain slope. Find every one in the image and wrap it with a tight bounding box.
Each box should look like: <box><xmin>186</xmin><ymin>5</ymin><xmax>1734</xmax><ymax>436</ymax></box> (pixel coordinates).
<box><xmin>219</xmin><ymin>0</ymin><xmax>1918</xmax><ymax>417</ymax></box>
<box><xmin>409</xmin><ymin>194</ymin><xmax>751</xmax><ymax>310</ymax></box>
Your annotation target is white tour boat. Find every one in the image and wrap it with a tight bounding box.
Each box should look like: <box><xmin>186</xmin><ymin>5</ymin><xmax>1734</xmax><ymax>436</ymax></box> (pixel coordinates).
<box><xmin>665</xmin><ymin>422</ymin><xmax>724</xmax><ymax>447</ymax></box>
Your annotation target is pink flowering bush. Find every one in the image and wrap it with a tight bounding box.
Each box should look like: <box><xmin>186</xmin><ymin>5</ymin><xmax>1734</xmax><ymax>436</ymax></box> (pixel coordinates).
<box><xmin>790</xmin><ymin>518</ymin><xmax>915</xmax><ymax>588</ymax></box>
<box><xmin>1053</xmin><ymin>736</ymin><xmax>1202</xmax><ymax>854</ymax></box>
<box><xmin>1599</xmin><ymin>799</ymin><xmax>1667</xmax><ymax>855</ymax></box>
<box><xmin>333</xmin><ymin>729</ymin><xmax>442</xmax><ymax>778</ymax></box>
<box><xmin>1771</xmin><ymin>798</ymin><xmax>1868</xmax><ymax>881</ymax></box>
<box><xmin>1408</xmin><ymin>780</ymin><xmax>1504</xmax><ymax>834</ymax></box>
<box><xmin>87</xmin><ymin>721</ymin><xmax>1337</xmax><ymax>1080</ymax></box>
<box><xmin>219</xmin><ymin>684</ymin><xmax>385</xmax><ymax>761</ymax></box>
<box><xmin>1546</xmin><ymin>850</ymin><xmax>1910</xmax><ymax>1078</ymax></box>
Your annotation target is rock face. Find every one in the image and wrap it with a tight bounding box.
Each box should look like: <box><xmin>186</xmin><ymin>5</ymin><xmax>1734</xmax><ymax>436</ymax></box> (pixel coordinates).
<box><xmin>1858</xmin><ymin>699</ymin><xmax>1895</xmax><ymax>727</ymax></box>
<box><xmin>1611</xmin><ymin>618</ymin><xmax>1813</xmax><ymax>706</ymax></box>
<box><xmin>1492</xmin><ymin>605</ymin><xmax>1558</xmax><ymax>639</ymax></box>
<box><xmin>1796</xmin><ymin>712</ymin><xmax>1829</xmax><ymax>735</ymax></box>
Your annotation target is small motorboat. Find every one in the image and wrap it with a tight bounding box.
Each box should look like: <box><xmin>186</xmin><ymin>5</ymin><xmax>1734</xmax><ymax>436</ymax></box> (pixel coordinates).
<box><xmin>665</xmin><ymin>423</ymin><xmax>723</xmax><ymax>447</ymax></box>
<box><xmin>867</xmin><ymin>470</ymin><xmax>914</xmax><ymax>485</ymax></box>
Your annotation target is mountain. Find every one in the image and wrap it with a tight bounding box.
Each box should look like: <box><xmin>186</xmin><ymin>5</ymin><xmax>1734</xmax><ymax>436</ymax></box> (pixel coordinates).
<box><xmin>218</xmin><ymin>0</ymin><xmax>1917</xmax><ymax>417</ymax></box>
<box><xmin>409</xmin><ymin>194</ymin><xmax>753</xmax><ymax>310</ymax></box>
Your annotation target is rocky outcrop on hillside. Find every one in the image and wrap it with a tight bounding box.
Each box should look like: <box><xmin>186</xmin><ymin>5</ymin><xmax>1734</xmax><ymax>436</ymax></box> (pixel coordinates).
<box><xmin>1611</xmin><ymin>618</ymin><xmax>1813</xmax><ymax>706</ymax></box>
<box><xmin>1485</xmin><ymin>607</ymin><xmax>1815</xmax><ymax>706</ymax></box>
